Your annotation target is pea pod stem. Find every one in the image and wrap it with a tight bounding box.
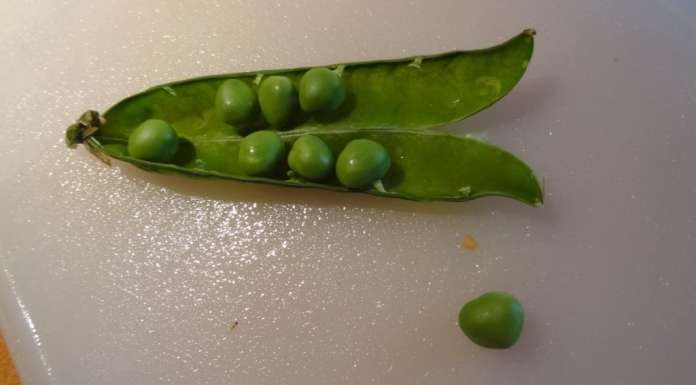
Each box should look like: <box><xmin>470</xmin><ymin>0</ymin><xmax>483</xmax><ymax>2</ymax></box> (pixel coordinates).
<box><xmin>65</xmin><ymin>110</ymin><xmax>111</xmax><ymax>165</ymax></box>
<box><xmin>64</xmin><ymin>110</ymin><xmax>104</xmax><ymax>147</ymax></box>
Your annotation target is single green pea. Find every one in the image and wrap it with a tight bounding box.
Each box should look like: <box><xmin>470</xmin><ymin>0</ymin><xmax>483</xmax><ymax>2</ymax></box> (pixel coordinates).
<box><xmin>458</xmin><ymin>291</ymin><xmax>524</xmax><ymax>349</ymax></box>
<box><xmin>335</xmin><ymin>139</ymin><xmax>390</xmax><ymax>188</ymax></box>
<box><xmin>127</xmin><ymin>119</ymin><xmax>179</xmax><ymax>162</ymax></box>
<box><xmin>258</xmin><ymin>76</ymin><xmax>296</xmax><ymax>127</ymax></box>
<box><xmin>299</xmin><ymin>67</ymin><xmax>346</xmax><ymax>112</ymax></box>
<box><xmin>215</xmin><ymin>79</ymin><xmax>258</xmax><ymax>124</ymax></box>
<box><xmin>288</xmin><ymin>135</ymin><xmax>334</xmax><ymax>180</ymax></box>
<box><xmin>238</xmin><ymin>130</ymin><xmax>285</xmax><ymax>176</ymax></box>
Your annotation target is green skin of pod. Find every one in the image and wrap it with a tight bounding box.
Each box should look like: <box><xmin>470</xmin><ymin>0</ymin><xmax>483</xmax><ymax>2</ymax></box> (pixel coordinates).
<box><xmin>336</xmin><ymin>139</ymin><xmax>391</xmax><ymax>188</ymax></box>
<box><xmin>288</xmin><ymin>135</ymin><xmax>335</xmax><ymax>180</ymax></box>
<box><xmin>215</xmin><ymin>79</ymin><xmax>257</xmax><ymax>124</ymax></box>
<box><xmin>258</xmin><ymin>76</ymin><xmax>296</xmax><ymax>127</ymax></box>
<box><xmin>127</xmin><ymin>119</ymin><xmax>179</xmax><ymax>162</ymax></box>
<box><xmin>458</xmin><ymin>291</ymin><xmax>525</xmax><ymax>349</ymax></box>
<box><xmin>238</xmin><ymin>130</ymin><xmax>285</xmax><ymax>176</ymax></box>
<box><xmin>299</xmin><ymin>68</ymin><xmax>346</xmax><ymax>112</ymax></box>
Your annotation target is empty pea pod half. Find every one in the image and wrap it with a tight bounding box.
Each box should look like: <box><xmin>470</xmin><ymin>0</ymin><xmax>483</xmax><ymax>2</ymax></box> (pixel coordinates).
<box><xmin>65</xmin><ymin>29</ymin><xmax>543</xmax><ymax>205</ymax></box>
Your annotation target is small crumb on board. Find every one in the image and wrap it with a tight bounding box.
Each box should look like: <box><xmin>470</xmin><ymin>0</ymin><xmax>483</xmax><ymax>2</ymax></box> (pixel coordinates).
<box><xmin>461</xmin><ymin>235</ymin><xmax>478</xmax><ymax>251</ymax></box>
<box><xmin>229</xmin><ymin>320</ymin><xmax>239</xmax><ymax>332</ymax></box>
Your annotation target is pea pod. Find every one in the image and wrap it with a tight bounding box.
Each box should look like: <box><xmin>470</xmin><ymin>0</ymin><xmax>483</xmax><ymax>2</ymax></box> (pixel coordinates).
<box><xmin>65</xmin><ymin>29</ymin><xmax>543</xmax><ymax>205</ymax></box>
<box><xmin>92</xmin><ymin>30</ymin><xmax>534</xmax><ymax>137</ymax></box>
<box><xmin>68</xmin><ymin>114</ymin><xmax>542</xmax><ymax>205</ymax></box>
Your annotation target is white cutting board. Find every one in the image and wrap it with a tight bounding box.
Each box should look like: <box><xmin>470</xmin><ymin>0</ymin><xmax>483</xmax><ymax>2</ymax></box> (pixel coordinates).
<box><xmin>1</xmin><ymin>1</ymin><xmax>695</xmax><ymax>384</ymax></box>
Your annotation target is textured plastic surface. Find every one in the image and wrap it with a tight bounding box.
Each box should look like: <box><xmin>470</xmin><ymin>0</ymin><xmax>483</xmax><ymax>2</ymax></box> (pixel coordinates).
<box><xmin>1</xmin><ymin>1</ymin><xmax>696</xmax><ymax>385</ymax></box>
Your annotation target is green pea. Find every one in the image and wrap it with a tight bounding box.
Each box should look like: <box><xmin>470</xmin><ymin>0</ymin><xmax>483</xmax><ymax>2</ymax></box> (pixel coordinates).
<box><xmin>238</xmin><ymin>130</ymin><xmax>285</xmax><ymax>176</ymax></box>
<box><xmin>288</xmin><ymin>135</ymin><xmax>334</xmax><ymax>180</ymax></box>
<box><xmin>127</xmin><ymin>119</ymin><xmax>179</xmax><ymax>162</ymax></box>
<box><xmin>335</xmin><ymin>139</ymin><xmax>390</xmax><ymax>188</ymax></box>
<box><xmin>458</xmin><ymin>291</ymin><xmax>524</xmax><ymax>349</ymax></box>
<box><xmin>258</xmin><ymin>76</ymin><xmax>296</xmax><ymax>127</ymax></box>
<box><xmin>299</xmin><ymin>68</ymin><xmax>346</xmax><ymax>112</ymax></box>
<box><xmin>215</xmin><ymin>79</ymin><xmax>257</xmax><ymax>124</ymax></box>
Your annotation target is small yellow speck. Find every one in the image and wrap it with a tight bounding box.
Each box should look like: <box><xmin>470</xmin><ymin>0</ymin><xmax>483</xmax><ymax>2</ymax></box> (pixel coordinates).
<box><xmin>462</xmin><ymin>235</ymin><xmax>478</xmax><ymax>251</ymax></box>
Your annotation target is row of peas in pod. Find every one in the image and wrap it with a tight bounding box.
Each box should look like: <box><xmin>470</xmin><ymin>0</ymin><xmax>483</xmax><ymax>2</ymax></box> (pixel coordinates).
<box><xmin>216</xmin><ymin>67</ymin><xmax>346</xmax><ymax>128</ymax></box>
<box><xmin>239</xmin><ymin>131</ymin><xmax>390</xmax><ymax>189</ymax></box>
<box><xmin>127</xmin><ymin>122</ymin><xmax>391</xmax><ymax>189</ymax></box>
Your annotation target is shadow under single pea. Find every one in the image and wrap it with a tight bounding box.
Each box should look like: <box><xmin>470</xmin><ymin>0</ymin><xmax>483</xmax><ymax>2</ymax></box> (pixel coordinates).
<box><xmin>270</xmin><ymin>151</ymin><xmax>291</xmax><ymax>179</ymax></box>
<box><xmin>312</xmin><ymin>90</ymin><xmax>357</xmax><ymax>123</ymax></box>
<box><xmin>382</xmin><ymin>161</ymin><xmax>405</xmax><ymax>189</ymax></box>
<box><xmin>171</xmin><ymin>137</ymin><xmax>197</xmax><ymax>166</ymax></box>
<box><xmin>233</xmin><ymin>116</ymin><xmax>268</xmax><ymax>136</ymax></box>
<box><xmin>286</xmin><ymin>109</ymin><xmax>312</xmax><ymax>130</ymax></box>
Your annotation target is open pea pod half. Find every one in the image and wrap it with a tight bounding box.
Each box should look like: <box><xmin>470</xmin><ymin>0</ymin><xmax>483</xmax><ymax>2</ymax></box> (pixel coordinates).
<box><xmin>94</xmin><ymin>29</ymin><xmax>534</xmax><ymax>135</ymax></box>
<box><xmin>68</xmin><ymin>110</ymin><xmax>542</xmax><ymax>205</ymax></box>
